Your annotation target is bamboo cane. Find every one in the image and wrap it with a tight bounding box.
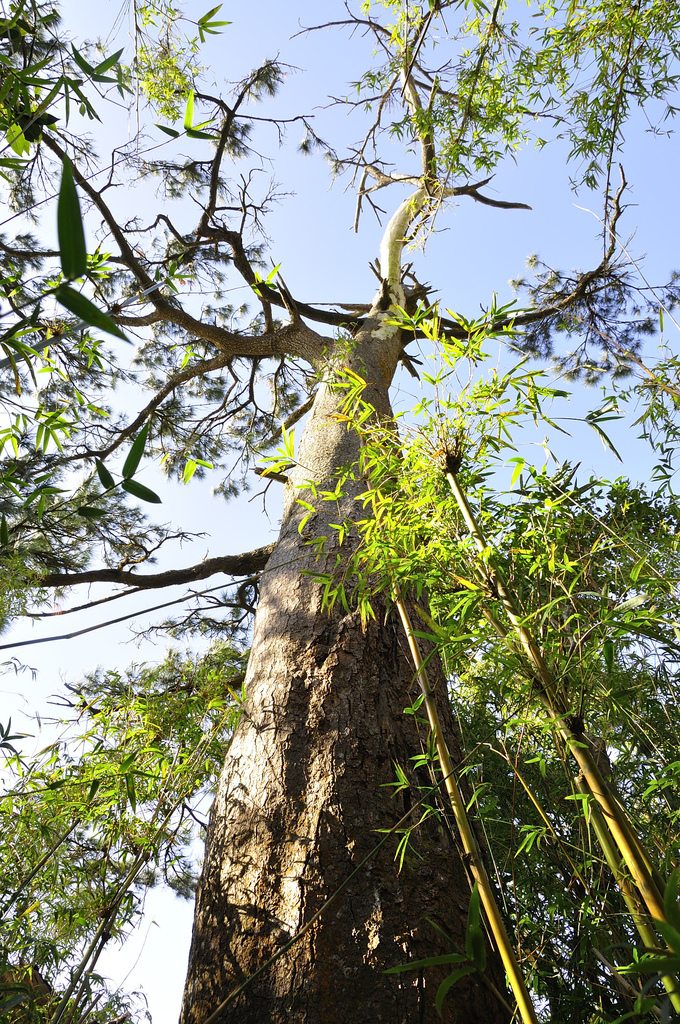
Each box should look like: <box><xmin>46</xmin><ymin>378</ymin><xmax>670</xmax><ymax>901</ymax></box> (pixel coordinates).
<box><xmin>468</xmin><ymin>532</ymin><xmax>680</xmax><ymax>1011</ymax></box>
<box><xmin>574</xmin><ymin>777</ymin><xmax>680</xmax><ymax>1012</ymax></box>
<box><xmin>444</xmin><ymin>468</ymin><xmax>669</xmax><ymax>927</ymax></box>
<box><xmin>359</xmin><ymin>471</ymin><xmax>538</xmax><ymax>1020</ymax></box>
<box><xmin>394</xmin><ymin>595</ymin><xmax>540</xmax><ymax>1024</ymax></box>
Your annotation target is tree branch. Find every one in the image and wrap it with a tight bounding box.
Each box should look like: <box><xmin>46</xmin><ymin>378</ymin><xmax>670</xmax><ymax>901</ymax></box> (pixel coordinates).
<box><xmin>68</xmin><ymin>354</ymin><xmax>234</xmax><ymax>462</ymax></box>
<box><xmin>43</xmin><ymin>135</ymin><xmax>329</xmax><ymax>362</ymax></box>
<box><xmin>40</xmin><ymin>544</ymin><xmax>276</xmax><ymax>590</ymax></box>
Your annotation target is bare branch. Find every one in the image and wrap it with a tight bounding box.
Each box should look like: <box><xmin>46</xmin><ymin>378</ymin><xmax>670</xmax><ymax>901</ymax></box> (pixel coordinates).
<box><xmin>68</xmin><ymin>354</ymin><xmax>233</xmax><ymax>462</ymax></box>
<box><xmin>0</xmin><ymin>581</ymin><xmax>258</xmax><ymax>651</ymax></box>
<box><xmin>40</xmin><ymin>544</ymin><xmax>276</xmax><ymax>590</ymax></box>
<box><xmin>257</xmin><ymin>393</ymin><xmax>316</xmax><ymax>450</ymax></box>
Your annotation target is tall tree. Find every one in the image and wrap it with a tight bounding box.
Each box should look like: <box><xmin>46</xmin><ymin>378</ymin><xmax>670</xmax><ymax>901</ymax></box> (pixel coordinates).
<box><xmin>2</xmin><ymin>1</ymin><xmax>680</xmax><ymax>1022</ymax></box>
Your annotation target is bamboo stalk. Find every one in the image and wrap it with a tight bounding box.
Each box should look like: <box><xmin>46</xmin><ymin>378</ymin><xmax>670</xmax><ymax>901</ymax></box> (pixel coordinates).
<box><xmin>480</xmin><ymin>597</ymin><xmax>667</xmax><ymax>916</ymax></box>
<box><xmin>466</xmin><ymin>517</ymin><xmax>680</xmax><ymax>1010</ymax></box>
<box><xmin>444</xmin><ymin>468</ymin><xmax>669</xmax><ymax>927</ymax></box>
<box><xmin>394</xmin><ymin>596</ymin><xmax>540</xmax><ymax>1024</ymax></box>
<box><xmin>574</xmin><ymin>777</ymin><xmax>680</xmax><ymax>1013</ymax></box>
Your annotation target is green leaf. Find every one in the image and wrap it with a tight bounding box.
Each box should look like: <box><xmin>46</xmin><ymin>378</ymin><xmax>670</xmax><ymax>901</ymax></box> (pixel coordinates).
<box><xmin>183</xmin><ymin>458</ymin><xmax>198</xmax><ymax>484</ymax></box>
<box><xmin>183</xmin><ymin>457</ymin><xmax>213</xmax><ymax>484</ymax></box>
<box><xmin>197</xmin><ymin>4</ymin><xmax>231</xmax><ymax>41</ymax></box>
<box><xmin>75</xmin><ymin>505</ymin><xmax>107</xmax><ymax>519</ymax></box>
<box><xmin>585</xmin><ymin>418</ymin><xmax>622</xmax><ymax>462</ymax></box>
<box><xmin>622</xmin><ymin>954</ymin><xmax>680</xmax><ymax>974</ymax></box>
<box><xmin>118</xmin><ymin>752</ymin><xmax>136</xmax><ymax>772</ymax></box>
<box><xmin>653</xmin><ymin>917</ymin><xmax>680</xmax><ymax>954</ymax></box>
<box><xmin>54</xmin><ymin>285</ymin><xmax>129</xmax><ymax>342</ymax></box>
<box><xmin>6</xmin><ymin>124</ymin><xmax>30</xmax><ymax>156</ymax></box>
<box><xmin>125</xmin><ymin>772</ymin><xmax>137</xmax><ymax>812</ymax></box>
<box><xmin>0</xmin><ymin>514</ymin><xmax>8</xmax><ymax>546</ymax></box>
<box><xmin>122</xmin><ymin>424</ymin><xmax>149</xmax><ymax>479</ymax></box>
<box><xmin>95</xmin><ymin>460</ymin><xmax>115</xmax><ymax>490</ymax></box>
<box><xmin>510</xmin><ymin>457</ymin><xmax>525</xmax><ymax>486</ymax></box>
<box><xmin>87</xmin><ymin>778</ymin><xmax>101</xmax><ymax>803</ymax></box>
<box><xmin>664</xmin><ymin>869</ymin><xmax>680</xmax><ymax>935</ymax></box>
<box><xmin>121</xmin><ymin>479</ymin><xmax>162</xmax><ymax>504</ymax></box>
<box><xmin>198</xmin><ymin>5</ymin><xmax>230</xmax><ymax>27</ymax></box>
<box><xmin>199</xmin><ymin>3</ymin><xmax>224</xmax><ymax>20</ymax></box>
<box><xmin>385</xmin><ymin>953</ymin><xmax>468</xmax><ymax>974</ymax></box>
<box><xmin>185</xmin><ymin>128</ymin><xmax>219</xmax><ymax>141</ymax></box>
<box><xmin>435</xmin><ymin>966</ymin><xmax>477</xmax><ymax>1017</ymax></box>
<box><xmin>265</xmin><ymin>262</ymin><xmax>281</xmax><ymax>285</ymax></box>
<box><xmin>57</xmin><ymin>157</ymin><xmax>87</xmax><ymax>280</ymax></box>
<box><xmin>465</xmin><ymin>883</ymin><xmax>486</xmax><ymax>971</ymax></box>
<box><xmin>603</xmin><ymin>639</ymin><xmax>614</xmax><ymax>675</ymax></box>
<box><xmin>70</xmin><ymin>44</ymin><xmax>96</xmax><ymax>76</ymax></box>
<box><xmin>0</xmin><ymin>993</ymin><xmax>29</xmax><ymax>1014</ymax></box>
<box><xmin>93</xmin><ymin>47</ymin><xmax>124</xmax><ymax>76</ymax></box>
<box><xmin>630</xmin><ymin>556</ymin><xmax>646</xmax><ymax>584</ymax></box>
<box><xmin>156</xmin><ymin>124</ymin><xmax>180</xmax><ymax>138</ymax></box>
<box><xmin>183</xmin><ymin>90</ymin><xmax>195</xmax><ymax>130</ymax></box>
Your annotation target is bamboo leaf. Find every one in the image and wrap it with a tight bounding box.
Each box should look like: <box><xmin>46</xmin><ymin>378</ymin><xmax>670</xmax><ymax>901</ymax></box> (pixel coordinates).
<box><xmin>186</xmin><ymin>127</ymin><xmax>219</xmax><ymax>140</ymax></box>
<box><xmin>630</xmin><ymin>557</ymin><xmax>646</xmax><ymax>584</ymax></box>
<box><xmin>435</xmin><ymin>966</ymin><xmax>477</xmax><ymax>1017</ymax></box>
<box><xmin>0</xmin><ymin>993</ymin><xmax>29</xmax><ymax>1014</ymax></box>
<box><xmin>70</xmin><ymin>44</ymin><xmax>96</xmax><ymax>76</ymax></box>
<box><xmin>55</xmin><ymin>285</ymin><xmax>129</xmax><ymax>341</ymax></box>
<box><xmin>75</xmin><ymin>505</ymin><xmax>107</xmax><ymax>519</ymax></box>
<box><xmin>184</xmin><ymin>90</ymin><xmax>194</xmax><ymax>130</ymax></box>
<box><xmin>57</xmin><ymin>158</ymin><xmax>87</xmax><ymax>280</ymax></box>
<box><xmin>124</xmin><ymin>772</ymin><xmax>137</xmax><ymax>812</ymax></box>
<box><xmin>182</xmin><ymin>457</ymin><xmax>212</xmax><ymax>484</ymax></box>
<box><xmin>122</xmin><ymin>424</ymin><xmax>149</xmax><ymax>479</ymax></box>
<box><xmin>385</xmin><ymin>953</ymin><xmax>468</xmax><ymax>974</ymax></box>
<box><xmin>603</xmin><ymin>639</ymin><xmax>614</xmax><ymax>675</ymax></box>
<box><xmin>93</xmin><ymin>47</ymin><xmax>124</xmax><ymax>75</ymax></box>
<box><xmin>465</xmin><ymin>882</ymin><xmax>486</xmax><ymax>971</ymax></box>
<box><xmin>16</xmin><ymin>899</ymin><xmax>39</xmax><ymax>918</ymax></box>
<box><xmin>95</xmin><ymin>460</ymin><xmax>115</xmax><ymax>490</ymax></box>
<box><xmin>622</xmin><ymin>954</ymin><xmax>680</xmax><ymax>974</ymax></box>
<box><xmin>6</xmin><ymin>123</ymin><xmax>30</xmax><ymax>156</ymax></box>
<box><xmin>121</xmin><ymin>479</ymin><xmax>162</xmax><ymax>504</ymax></box>
<box><xmin>585</xmin><ymin>419</ymin><xmax>622</xmax><ymax>462</ymax></box>
<box><xmin>664</xmin><ymin>870</ymin><xmax>680</xmax><ymax>935</ymax></box>
<box><xmin>510</xmin><ymin>457</ymin><xmax>525</xmax><ymax>486</ymax></box>
<box><xmin>653</xmin><ymin>917</ymin><xmax>680</xmax><ymax>953</ymax></box>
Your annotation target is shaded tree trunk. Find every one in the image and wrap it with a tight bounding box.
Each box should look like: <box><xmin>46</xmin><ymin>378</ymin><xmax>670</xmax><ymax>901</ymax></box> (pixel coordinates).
<box><xmin>180</xmin><ymin>305</ymin><xmax>512</xmax><ymax>1023</ymax></box>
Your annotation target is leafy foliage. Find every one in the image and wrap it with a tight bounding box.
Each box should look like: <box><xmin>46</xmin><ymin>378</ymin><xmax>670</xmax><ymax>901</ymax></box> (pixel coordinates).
<box><xmin>0</xmin><ymin>641</ymin><xmax>245</xmax><ymax>1023</ymax></box>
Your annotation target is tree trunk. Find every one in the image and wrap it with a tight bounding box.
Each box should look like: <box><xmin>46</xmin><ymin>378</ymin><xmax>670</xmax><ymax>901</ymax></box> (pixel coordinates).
<box><xmin>180</xmin><ymin>306</ymin><xmax>512</xmax><ymax>1023</ymax></box>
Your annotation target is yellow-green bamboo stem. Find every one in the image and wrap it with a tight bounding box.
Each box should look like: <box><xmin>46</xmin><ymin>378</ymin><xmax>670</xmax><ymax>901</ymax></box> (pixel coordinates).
<box><xmin>575</xmin><ymin>777</ymin><xmax>680</xmax><ymax>1013</ymax></box>
<box><xmin>395</xmin><ymin>596</ymin><xmax>540</xmax><ymax>1024</ymax></box>
<box><xmin>480</xmin><ymin>595</ymin><xmax>667</xmax><ymax>918</ymax></box>
<box><xmin>444</xmin><ymin>470</ymin><xmax>668</xmax><ymax>926</ymax></box>
<box><xmin>575</xmin><ymin>779</ymin><xmax>650</xmax><ymax>933</ymax></box>
<box><xmin>564</xmin><ymin>738</ymin><xmax>666</xmax><ymax>921</ymax></box>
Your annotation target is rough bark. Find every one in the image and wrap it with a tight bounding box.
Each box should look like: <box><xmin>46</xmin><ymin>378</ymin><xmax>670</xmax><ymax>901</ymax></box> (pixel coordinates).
<box><xmin>180</xmin><ymin>306</ymin><xmax>512</xmax><ymax>1023</ymax></box>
